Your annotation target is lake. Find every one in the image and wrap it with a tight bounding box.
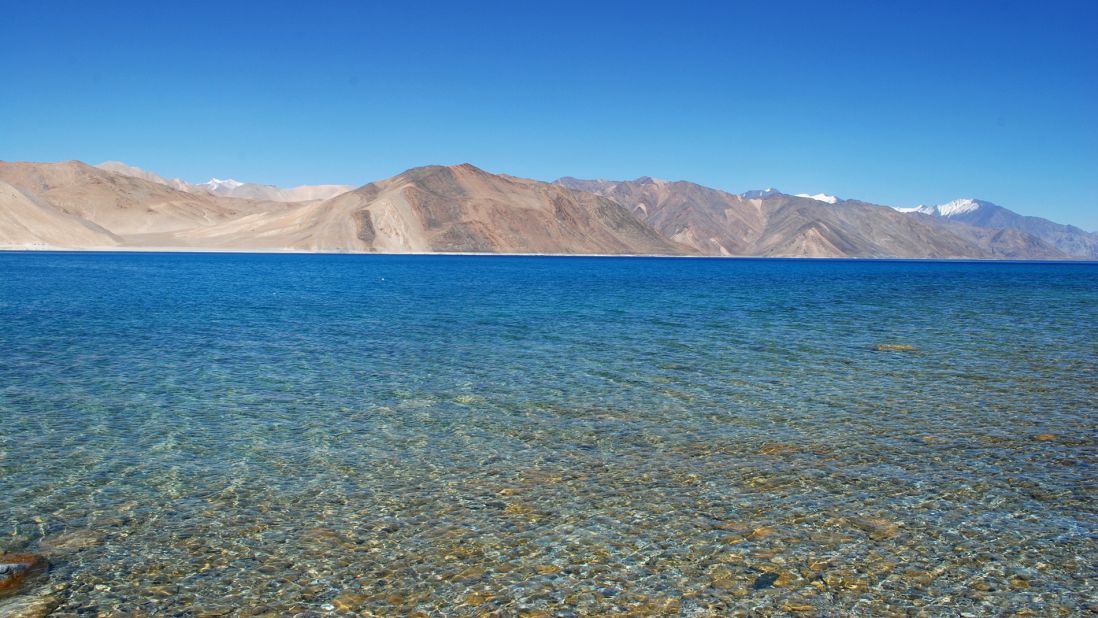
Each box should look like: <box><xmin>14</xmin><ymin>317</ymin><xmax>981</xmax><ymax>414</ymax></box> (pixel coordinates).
<box><xmin>1</xmin><ymin>252</ymin><xmax>1095</xmax><ymax>615</ymax></box>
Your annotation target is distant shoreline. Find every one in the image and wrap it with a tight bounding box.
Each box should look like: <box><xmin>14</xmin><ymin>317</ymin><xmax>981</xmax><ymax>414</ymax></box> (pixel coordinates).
<box><xmin>1</xmin><ymin>246</ymin><xmax>1094</xmax><ymax>263</ymax></box>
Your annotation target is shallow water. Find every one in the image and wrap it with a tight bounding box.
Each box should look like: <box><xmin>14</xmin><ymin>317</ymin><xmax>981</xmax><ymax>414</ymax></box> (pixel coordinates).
<box><xmin>0</xmin><ymin>253</ymin><xmax>1095</xmax><ymax>616</ymax></box>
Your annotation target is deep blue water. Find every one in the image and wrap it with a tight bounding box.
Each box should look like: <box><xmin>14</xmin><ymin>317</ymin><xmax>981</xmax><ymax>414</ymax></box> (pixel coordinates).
<box><xmin>1</xmin><ymin>253</ymin><xmax>1095</xmax><ymax>615</ymax></box>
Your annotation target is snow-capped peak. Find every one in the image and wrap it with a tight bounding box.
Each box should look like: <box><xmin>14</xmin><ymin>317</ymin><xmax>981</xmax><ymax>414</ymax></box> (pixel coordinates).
<box><xmin>894</xmin><ymin>205</ymin><xmax>936</xmax><ymax>215</ymax></box>
<box><xmin>201</xmin><ymin>178</ymin><xmax>245</xmax><ymax>191</ymax></box>
<box><xmin>795</xmin><ymin>192</ymin><xmax>839</xmax><ymax>204</ymax></box>
<box><xmin>935</xmin><ymin>198</ymin><xmax>985</xmax><ymax>217</ymax></box>
<box><xmin>895</xmin><ymin>198</ymin><xmax>991</xmax><ymax>217</ymax></box>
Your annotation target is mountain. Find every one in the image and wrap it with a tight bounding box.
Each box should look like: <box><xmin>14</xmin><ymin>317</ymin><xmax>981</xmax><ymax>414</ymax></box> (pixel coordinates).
<box><xmin>556</xmin><ymin>176</ymin><xmax>766</xmax><ymax>255</ymax></box>
<box><xmin>0</xmin><ymin>161</ymin><xmax>689</xmax><ymax>255</ymax></box>
<box><xmin>795</xmin><ymin>193</ymin><xmax>840</xmax><ymax>204</ymax></box>
<box><xmin>896</xmin><ymin>198</ymin><xmax>1098</xmax><ymax>258</ymax></box>
<box><xmin>95</xmin><ymin>162</ymin><xmax>353</xmax><ymax>203</ymax></box>
<box><xmin>174</xmin><ymin>164</ymin><xmax>692</xmax><ymax>254</ymax></box>
<box><xmin>951</xmin><ymin>225</ymin><xmax>1068</xmax><ymax>260</ymax></box>
<box><xmin>740</xmin><ymin>188</ymin><xmax>783</xmax><ymax>199</ymax></box>
<box><xmin>96</xmin><ymin>161</ymin><xmax>191</xmax><ymax>191</ymax></box>
<box><xmin>0</xmin><ymin>179</ymin><xmax>119</xmax><ymax>249</ymax></box>
<box><xmin>556</xmin><ymin>178</ymin><xmax>1009</xmax><ymax>258</ymax></box>
<box><xmin>199</xmin><ymin>178</ymin><xmax>245</xmax><ymax>193</ymax></box>
<box><xmin>0</xmin><ymin>161</ymin><xmax>269</xmax><ymax>237</ymax></box>
<box><xmin>0</xmin><ymin>159</ymin><xmax>1087</xmax><ymax>259</ymax></box>
<box><xmin>192</xmin><ymin>178</ymin><xmax>355</xmax><ymax>202</ymax></box>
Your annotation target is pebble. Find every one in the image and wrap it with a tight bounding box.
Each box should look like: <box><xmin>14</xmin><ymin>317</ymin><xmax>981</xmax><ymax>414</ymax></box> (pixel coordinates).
<box><xmin>753</xmin><ymin>572</ymin><xmax>779</xmax><ymax>590</ymax></box>
<box><xmin>849</xmin><ymin>516</ymin><xmax>900</xmax><ymax>540</ymax></box>
<box><xmin>37</xmin><ymin>528</ymin><xmax>104</xmax><ymax>554</ymax></box>
<box><xmin>0</xmin><ymin>554</ymin><xmax>47</xmax><ymax>592</ymax></box>
<box><xmin>0</xmin><ymin>586</ymin><xmax>61</xmax><ymax>618</ymax></box>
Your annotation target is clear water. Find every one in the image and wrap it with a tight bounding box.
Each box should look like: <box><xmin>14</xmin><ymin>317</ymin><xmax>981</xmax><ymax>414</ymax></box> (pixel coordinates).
<box><xmin>0</xmin><ymin>253</ymin><xmax>1095</xmax><ymax>616</ymax></box>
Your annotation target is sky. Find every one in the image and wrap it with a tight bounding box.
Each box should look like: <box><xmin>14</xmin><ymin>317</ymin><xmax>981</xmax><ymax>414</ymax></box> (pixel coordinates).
<box><xmin>1</xmin><ymin>0</ymin><xmax>1096</xmax><ymax>230</ymax></box>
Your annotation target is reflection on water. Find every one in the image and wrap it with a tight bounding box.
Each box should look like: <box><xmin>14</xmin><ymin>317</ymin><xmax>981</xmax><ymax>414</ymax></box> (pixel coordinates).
<box><xmin>0</xmin><ymin>253</ymin><xmax>1095</xmax><ymax>615</ymax></box>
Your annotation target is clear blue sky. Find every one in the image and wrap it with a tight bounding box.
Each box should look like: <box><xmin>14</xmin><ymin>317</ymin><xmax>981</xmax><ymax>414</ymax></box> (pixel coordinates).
<box><xmin>2</xmin><ymin>1</ymin><xmax>1096</xmax><ymax>230</ymax></box>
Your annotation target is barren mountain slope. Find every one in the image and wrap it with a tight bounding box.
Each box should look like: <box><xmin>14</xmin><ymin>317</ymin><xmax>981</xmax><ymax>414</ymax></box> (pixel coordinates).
<box><xmin>556</xmin><ymin>177</ymin><xmax>765</xmax><ymax>255</ymax></box>
<box><xmin>559</xmin><ymin>177</ymin><xmax>1020</xmax><ymax>258</ymax></box>
<box><xmin>96</xmin><ymin>162</ymin><xmax>353</xmax><ymax>203</ymax></box>
<box><xmin>0</xmin><ymin>161</ymin><xmax>269</xmax><ymax>235</ymax></box>
<box><xmin>180</xmin><ymin>164</ymin><xmax>692</xmax><ymax>254</ymax></box>
<box><xmin>0</xmin><ymin>180</ymin><xmax>120</xmax><ymax>249</ymax></box>
<box><xmin>901</xmin><ymin>199</ymin><xmax>1098</xmax><ymax>258</ymax></box>
<box><xmin>753</xmin><ymin>197</ymin><xmax>992</xmax><ymax>258</ymax></box>
<box><xmin>1</xmin><ymin>159</ymin><xmax>1082</xmax><ymax>259</ymax></box>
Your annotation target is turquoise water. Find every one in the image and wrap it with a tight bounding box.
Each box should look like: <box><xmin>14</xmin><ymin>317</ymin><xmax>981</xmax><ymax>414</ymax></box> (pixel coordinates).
<box><xmin>0</xmin><ymin>253</ymin><xmax>1095</xmax><ymax>616</ymax></box>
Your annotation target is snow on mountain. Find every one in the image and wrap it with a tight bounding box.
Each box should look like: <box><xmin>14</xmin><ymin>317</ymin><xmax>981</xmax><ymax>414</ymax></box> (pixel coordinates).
<box><xmin>741</xmin><ymin>188</ymin><xmax>783</xmax><ymax>199</ymax></box>
<box><xmin>936</xmin><ymin>198</ymin><xmax>987</xmax><ymax>217</ymax></box>
<box><xmin>892</xmin><ymin>197</ymin><xmax>1098</xmax><ymax>258</ymax></box>
<box><xmin>894</xmin><ymin>205</ymin><xmax>936</xmax><ymax>215</ymax></box>
<box><xmin>96</xmin><ymin>163</ymin><xmax>353</xmax><ymax>202</ymax></box>
<box><xmin>795</xmin><ymin>193</ymin><xmax>839</xmax><ymax>204</ymax></box>
<box><xmin>200</xmin><ymin>178</ymin><xmax>246</xmax><ymax>192</ymax></box>
<box><xmin>894</xmin><ymin>199</ymin><xmax>990</xmax><ymax>217</ymax></box>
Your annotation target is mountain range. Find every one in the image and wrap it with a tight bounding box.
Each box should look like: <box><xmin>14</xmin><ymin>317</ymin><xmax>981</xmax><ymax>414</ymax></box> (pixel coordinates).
<box><xmin>896</xmin><ymin>198</ymin><xmax>1098</xmax><ymax>258</ymax></box>
<box><xmin>0</xmin><ymin>159</ymin><xmax>1093</xmax><ymax>259</ymax></box>
<box><xmin>96</xmin><ymin>161</ymin><xmax>353</xmax><ymax>203</ymax></box>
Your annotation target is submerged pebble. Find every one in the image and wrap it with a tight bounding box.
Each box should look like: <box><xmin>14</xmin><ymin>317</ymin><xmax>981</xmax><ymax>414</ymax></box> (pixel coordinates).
<box><xmin>753</xmin><ymin>572</ymin><xmax>780</xmax><ymax>590</ymax></box>
<box><xmin>0</xmin><ymin>554</ymin><xmax>46</xmax><ymax>593</ymax></box>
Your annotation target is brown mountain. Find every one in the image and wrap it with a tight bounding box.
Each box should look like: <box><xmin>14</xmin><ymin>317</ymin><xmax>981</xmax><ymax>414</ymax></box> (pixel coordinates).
<box><xmin>173</xmin><ymin>164</ymin><xmax>690</xmax><ymax>254</ymax></box>
<box><xmin>0</xmin><ymin>179</ymin><xmax>119</xmax><ymax>249</ymax></box>
<box><xmin>555</xmin><ymin>177</ymin><xmax>1064</xmax><ymax>259</ymax></box>
<box><xmin>899</xmin><ymin>199</ymin><xmax>1097</xmax><ymax>258</ymax></box>
<box><xmin>0</xmin><ymin>161</ymin><xmax>273</xmax><ymax>238</ymax></box>
<box><xmin>96</xmin><ymin>161</ymin><xmax>354</xmax><ymax>203</ymax></box>
<box><xmin>0</xmin><ymin>159</ymin><xmax>1077</xmax><ymax>258</ymax></box>
<box><xmin>0</xmin><ymin>161</ymin><xmax>688</xmax><ymax>255</ymax></box>
<box><xmin>555</xmin><ymin>177</ymin><xmax>767</xmax><ymax>256</ymax></box>
<box><xmin>900</xmin><ymin>213</ymin><xmax>1068</xmax><ymax>259</ymax></box>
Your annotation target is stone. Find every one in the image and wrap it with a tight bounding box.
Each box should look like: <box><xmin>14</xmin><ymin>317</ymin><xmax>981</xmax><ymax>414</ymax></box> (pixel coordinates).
<box><xmin>147</xmin><ymin>584</ymin><xmax>180</xmax><ymax>597</ymax></box>
<box><xmin>759</xmin><ymin>443</ymin><xmax>797</xmax><ymax>456</ymax></box>
<box><xmin>753</xmin><ymin>572</ymin><xmax>779</xmax><ymax>590</ymax></box>
<box><xmin>504</xmin><ymin>501</ymin><xmax>536</xmax><ymax>516</ymax></box>
<box><xmin>463</xmin><ymin>590</ymin><xmax>495</xmax><ymax>605</ymax></box>
<box><xmin>331</xmin><ymin>591</ymin><xmax>368</xmax><ymax>611</ymax></box>
<box><xmin>0</xmin><ymin>554</ymin><xmax>47</xmax><ymax>593</ymax></box>
<box><xmin>0</xmin><ymin>587</ymin><xmax>60</xmax><ymax>618</ymax></box>
<box><xmin>849</xmin><ymin>517</ymin><xmax>900</xmax><ymax>540</ymax></box>
<box><xmin>773</xmin><ymin>570</ymin><xmax>796</xmax><ymax>587</ymax></box>
<box><xmin>749</xmin><ymin>526</ymin><xmax>775</xmax><ymax>539</ymax></box>
<box><xmin>807</xmin><ymin>559</ymin><xmax>830</xmax><ymax>572</ymax></box>
<box><xmin>37</xmin><ymin>528</ymin><xmax>103</xmax><ymax>554</ymax></box>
